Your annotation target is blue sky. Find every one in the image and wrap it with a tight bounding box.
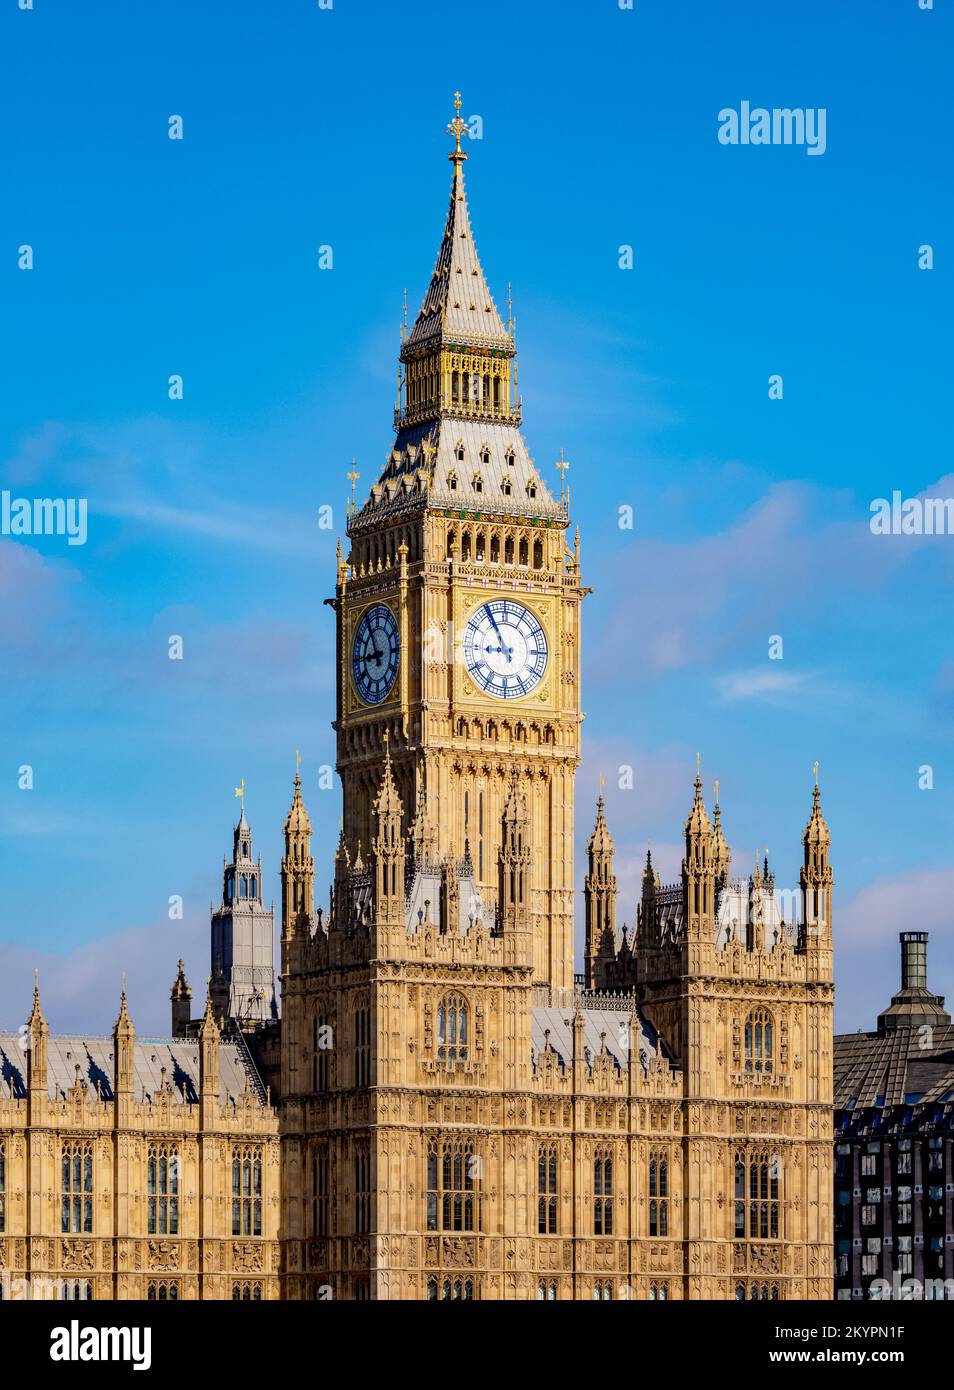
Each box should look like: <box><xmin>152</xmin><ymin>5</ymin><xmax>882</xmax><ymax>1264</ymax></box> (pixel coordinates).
<box><xmin>2</xmin><ymin>0</ymin><xmax>952</xmax><ymax>1034</ymax></box>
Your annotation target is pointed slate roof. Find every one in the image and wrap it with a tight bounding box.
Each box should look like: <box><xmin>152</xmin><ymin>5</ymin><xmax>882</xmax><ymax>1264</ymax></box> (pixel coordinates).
<box><xmin>587</xmin><ymin>794</ymin><xmax>615</xmax><ymax>859</ymax></box>
<box><xmin>406</xmin><ymin>116</ymin><xmax>512</xmax><ymax>354</ymax></box>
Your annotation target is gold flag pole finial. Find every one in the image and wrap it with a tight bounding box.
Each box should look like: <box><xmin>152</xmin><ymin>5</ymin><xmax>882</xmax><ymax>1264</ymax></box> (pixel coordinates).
<box><xmin>234</xmin><ymin>778</ymin><xmax>246</xmax><ymax>814</ymax></box>
<box><xmin>555</xmin><ymin>449</ymin><xmax>570</xmax><ymax>506</ymax></box>
<box><xmin>714</xmin><ymin>778</ymin><xmax>719</xmax><ymax>803</ymax></box>
<box><xmin>813</xmin><ymin>759</ymin><xmax>819</xmax><ymax>788</ymax></box>
<box><xmin>447</xmin><ymin>91</ymin><xmax>468</xmax><ymax>165</ymax></box>
<box><xmin>347</xmin><ymin>461</ymin><xmax>360</xmax><ymax>519</ymax></box>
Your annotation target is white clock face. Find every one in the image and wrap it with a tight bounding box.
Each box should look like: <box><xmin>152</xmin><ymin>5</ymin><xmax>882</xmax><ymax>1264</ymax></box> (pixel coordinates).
<box><xmin>463</xmin><ymin>600</ymin><xmax>548</xmax><ymax>700</ymax></box>
<box><xmin>352</xmin><ymin>605</ymin><xmax>399</xmax><ymax>705</ymax></box>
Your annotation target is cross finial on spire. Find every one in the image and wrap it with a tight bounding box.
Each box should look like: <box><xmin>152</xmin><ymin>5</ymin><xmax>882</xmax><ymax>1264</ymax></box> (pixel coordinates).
<box><xmin>447</xmin><ymin>91</ymin><xmax>468</xmax><ymax>165</ymax></box>
<box><xmin>555</xmin><ymin>449</ymin><xmax>570</xmax><ymax>503</ymax></box>
<box><xmin>347</xmin><ymin>461</ymin><xmax>360</xmax><ymax>518</ymax></box>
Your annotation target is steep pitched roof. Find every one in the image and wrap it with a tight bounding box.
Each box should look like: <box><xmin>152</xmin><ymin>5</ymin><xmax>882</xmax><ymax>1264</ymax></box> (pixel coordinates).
<box><xmin>406</xmin><ymin>158</ymin><xmax>512</xmax><ymax>354</ymax></box>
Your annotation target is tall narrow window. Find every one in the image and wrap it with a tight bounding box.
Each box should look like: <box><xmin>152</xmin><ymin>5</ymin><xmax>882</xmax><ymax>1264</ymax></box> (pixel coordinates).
<box><xmin>313</xmin><ymin>1014</ymin><xmax>331</xmax><ymax>1092</ymax></box>
<box><xmin>354</xmin><ymin>1005</ymin><xmax>371</xmax><ymax>1088</ymax></box>
<box><xmin>478</xmin><ymin>791</ymin><xmax>484</xmax><ymax>880</ymax></box>
<box><xmin>313</xmin><ymin>1146</ymin><xmax>329</xmax><ymax>1236</ymax></box>
<box><xmin>426</xmin><ymin>1137</ymin><xmax>480</xmax><ymax>1232</ymax></box>
<box><xmin>0</xmin><ymin>1141</ymin><xmax>5</xmax><ymax>1233</ymax></box>
<box><xmin>735</xmin><ymin>1150</ymin><xmax>781</xmax><ymax>1239</ymax></box>
<box><xmin>648</xmin><ymin>1151</ymin><xmax>668</xmax><ymax>1237</ymax></box>
<box><xmin>538</xmin><ymin>1144</ymin><xmax>558</xmax><ymax>1234</ymax></box>
<box><xmin>437</xmin><ymin>994</ymin><xmax>468</xmax><ymax>1061</ymax></box>
<box><xmin>594</xmin><ymin>1147</ymin><xmax>613</xmax><ymax>1235</ymax></box>
<box><xmin>61</xmin><ymin>1141</ymin><xmax>93</xmax><ymax>1234</ymax></box>
<box><xmin>147</xmin><ymin>1144</ymin><xmax>179</xmax><ymax>1235</ymax></box>
<box><xmin>231</xmin><ymin>1147</ymin><xmax>263</xmax><ymax>1237</ymax></box>
<box><xmin>354</xmin><ymin>1146</ymin><xmax>371</xmax><ymax>1234</ymax></box>
<box><xmin>744</xmin><ymin>1008</ymin><xmax>774</xmax><ymax>1074</ymax></box>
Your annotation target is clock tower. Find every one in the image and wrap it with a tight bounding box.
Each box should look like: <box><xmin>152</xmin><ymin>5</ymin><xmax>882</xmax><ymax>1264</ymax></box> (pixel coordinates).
<box><xmin>331</xmin><ymin>93</ymin><xmax>583</xmax><ymax>993</ymax></box>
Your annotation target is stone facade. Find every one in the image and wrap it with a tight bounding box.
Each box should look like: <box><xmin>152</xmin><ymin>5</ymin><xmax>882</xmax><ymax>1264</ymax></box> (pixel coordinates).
<box><xmin>0</xmin><ymin>990</ymin><xmax>280</xmax><ymax>1300</ymax></box>
<box><xmin>276</xmin><ymin>99</ymin><xmax>835</xmax><ymax>1301</ymax></box>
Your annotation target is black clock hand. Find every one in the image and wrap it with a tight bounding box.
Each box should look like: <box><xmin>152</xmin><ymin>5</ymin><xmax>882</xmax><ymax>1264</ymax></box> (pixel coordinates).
<box><xmin>484</xmin><ymin>604</ymin><xmax>506</xmax><ymax>645</ymax></box>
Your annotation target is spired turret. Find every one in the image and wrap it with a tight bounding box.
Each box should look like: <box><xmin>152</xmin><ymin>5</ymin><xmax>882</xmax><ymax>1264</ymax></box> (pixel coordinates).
<box><xmin>281</xmin><ymin>758</ymin><xmax>314</xmax><ymax>943</ymax></box>
<box><xmin>800</xmin><ymin>766</ymin><xmax>833</xmax><ymax>949</ymax></box>
<box><xmin>584</xmin><ymin>791</ymin><xmax>618</xmax><ymax>990</ymax></box>
<box><xmin>170</xmin><ymin>960</ymin><xmax>192</xmax><ymax>1039</ymax></box>
<box><xmin>682</xmin><ymin>758</ymin><xmax>715</xmax><ymax>942</ymax></box>
<box><xmin>371</xmin><ymin>735</ymin><xmax>406</xmax><ymax>928</ymax></box>
<box><xmin>499</xmin><ymin>770</ymin><xmax>531</xmax><ymax>936</ymax></box>
<box><xmin>210</xmin><ymin>796</ymin><xmax>277</xmax><ymax>1028</ymax></box>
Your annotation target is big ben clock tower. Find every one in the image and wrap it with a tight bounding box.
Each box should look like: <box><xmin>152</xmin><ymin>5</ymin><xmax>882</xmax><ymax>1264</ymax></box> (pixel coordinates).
<box><xmin>331</xmin><ymin>93</ymin><xmax>583</xmax><ymax>993</ymax></box>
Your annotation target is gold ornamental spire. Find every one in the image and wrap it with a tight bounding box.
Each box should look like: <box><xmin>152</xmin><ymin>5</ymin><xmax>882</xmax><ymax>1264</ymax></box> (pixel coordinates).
<box><xmin>447</xmin><ymin>90</ymin><xmax>468</xmax><ymax>167</ymax></box>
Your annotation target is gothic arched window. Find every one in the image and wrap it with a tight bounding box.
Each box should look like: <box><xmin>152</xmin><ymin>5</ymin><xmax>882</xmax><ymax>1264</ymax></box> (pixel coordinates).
<box><xmin>147</xmin><ymin>1280</ymin><xmax>179</xmax><ymax>1300</ymax></box>
<box><xmin>426</xmin><ymin>1136</ymin><xmax>480</xmax><ymax>1232</ymax></box>
<box><xmin>744</xmin><ymin>1008</ymin><xmax>774</xmax><ymax>1073</ymax></box>
<box><xmin>231</xmin><ymin>1146</ymin><xmax>263</xmax><ymax>1237</ymax></box>
<box><xmin>735</xmin><ymin>1149</ymin><xmax>781</xmax><ymax>1240</ymax></box>
<box><xmin>538</xmin><ymin>1143</ymin><xmax>558</xmax><ymax>1234</ymax></box>
<box><xmin>648</xmin><ymin>1151</ymin><xmax>668</xmax><ymax>1237</ymax></box>
<box><xmin>594</xmin><ymin>1147</ymin><xmax>613</xmax><ymax>1235</ymax></box>
<box><xmin>61</xmin><ymin>1141</ymin><xmax>93</xmax><ymax>1234</ymax></box>
<box><xmin>437</xmin><ymin>994</ymin><xmax>468</xmax><ymax>1062</ymax></box>
<box><xmin>147</xmin><ymin>1143</ymin><xmax>179</xmax><ymax>1236</ymax></box>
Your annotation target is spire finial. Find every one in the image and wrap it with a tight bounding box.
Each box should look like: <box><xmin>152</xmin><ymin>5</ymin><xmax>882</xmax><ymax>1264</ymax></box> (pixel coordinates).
<box><xmin>555</xmin><ymin>449</ymin><xmax>570</xmax><ymax>505</ymax></box>
<box><xmin>447</xmin><ymin>91</ymin><xmax>468</xmax><ymax>164</ymax></box>
<box><xmin>813</xmin><ymin>759</ymin><xmax>819</xmax><ymax>788</ymax></box>
<box><xmin>714</xmin><ymin>778</ymin><xmax>719</xmax><ymax>804</ymax></box>
<box><xmin>347</xmin><ymin>460</ymin><xmax>360</xmax><ymax>519</ymax></box>
<box><xmin>234</xmin><ymin>778</ymin><xmax>246</xmax><ymax>816</ymax></box>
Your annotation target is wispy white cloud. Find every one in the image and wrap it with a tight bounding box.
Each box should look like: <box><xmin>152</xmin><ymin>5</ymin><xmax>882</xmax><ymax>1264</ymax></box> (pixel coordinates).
<box><xmin>716</xmin><ymin>667</ymin><xmax>810</xmax><ymax>703</ymax></box>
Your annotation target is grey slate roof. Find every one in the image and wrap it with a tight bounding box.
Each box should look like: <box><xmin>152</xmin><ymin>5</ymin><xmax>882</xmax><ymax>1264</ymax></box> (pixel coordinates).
<box><xmin>834</xmin><ymin>1025</ymin><xmax>954</xmax><ymax>1111</ymax></box>
<box><xmin>407</xmin><ymin>164</ymin><xmax>512</xmax><ymax>353</ymax></box>
<box><xmin>531</xmin><ymin>1004</ymin><xmax>665</xmax><ymax>1072</ymax></box>
<box><xmin>0</xmin><ymin>1033</ymin><xmax>266</xmax><ymax>1108</ymax></box>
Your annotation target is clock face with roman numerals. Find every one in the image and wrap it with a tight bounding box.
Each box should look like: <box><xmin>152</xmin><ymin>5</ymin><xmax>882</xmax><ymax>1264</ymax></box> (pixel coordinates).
<box><xmin>463</xmin><ymin>600</ymin><xmax>548</xmax><ymax>700</ymax></box>
<box><xmin>352</xmin><ymin>604</ymin><xmax>399</xmax><ymax>705</ymax></box>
